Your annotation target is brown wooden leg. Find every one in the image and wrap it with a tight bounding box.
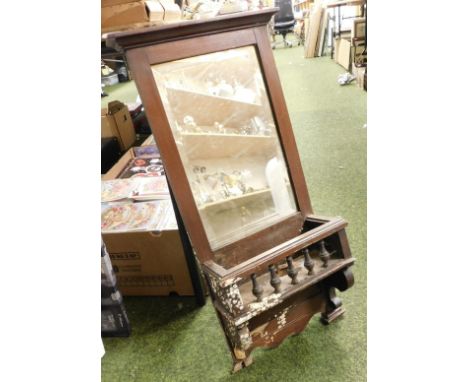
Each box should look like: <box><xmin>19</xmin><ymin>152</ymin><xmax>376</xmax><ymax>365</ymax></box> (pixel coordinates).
<box><xmin>204</xmin><ymin>277</ymin><xmax>251</xmax><ymax>373</ymax></box>
<box><xmin>230</xmin><ymin>327</ymin><xmax>254</xmax><ymax>373</ymax></box>
<box><xmin>320</xmin><ymin>267</ymin><xmax>354</xmax><ymax>325</ymax></box>
<box><xmin>244</xmin><ymin>354</ymin><xmax>253</xmax><ymax>367</ymax></box>
<box><xmin>216</xmin><ymin>319</ymin><xmax>251</xmax><ymax>374</ymax></box>
<box><xmin>231</xmin><ymin>350</ymin><xmax>254</xmax><ymax>373</ymax></box>
<box><xmin>232</xmin><ymin>360</ymin><xmax>244</xmax><ymax>373</ymax></box>
<box><xmin>320</xmin><ymin>287</ymin><xmax>345</xmax><ymax>325</ymax></box>
<box><xmin>205</xmin><ymin>275</ymin><xmax>255</xmax><ymax>373</ymax></box>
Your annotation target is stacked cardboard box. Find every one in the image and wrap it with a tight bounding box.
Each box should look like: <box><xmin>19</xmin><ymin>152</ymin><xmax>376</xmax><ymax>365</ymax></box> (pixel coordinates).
<box><xmin>101</xmin><ymin>101</ymin><xmax>136</xmax><ymax>151</ymax></box>
<box><xmin>352</xmin><ymin>63</ymin><xmax>366</xmax><ymax>89</ymax></box>
<box><xmin>333</xmin><ymin>38</ymin><xmax>366</xmax><ymax>72</ymax></box>
<box><xmin>334</xmin><ymin>36</ymin><xmax>352</xmax><ymax>71</ymax></box>
<box><xmin>101</xmin><ymin>146</ymin><xmax>197</xmax><ymax>297</ymax></box>
<box><xmin>101</xmin><ymin>0</ymin><xmax>181</xmax><ymax>33</ymax></box>
<box><xmin>350</xmin><ymin>17</ymin><xmax>366</xmax><ymax>89</ymax></box>
<box><xmin>334</xmin><ymin>16</ymin><xmax>366</xmax><ymax>73</ymax></box>
<box><xmin>102</xmin><ymin>1</ymin><xmax>149</xmax><ymax>32</ymax></box>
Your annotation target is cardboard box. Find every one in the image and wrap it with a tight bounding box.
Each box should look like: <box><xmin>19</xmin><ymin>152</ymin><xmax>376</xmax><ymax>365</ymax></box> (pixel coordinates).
<box><xmin>352</xmin><ymin>63</ymin><xmax>366</xmax><ymax>89</ymax></box>
<box><xmin>101</xmin><ymin>101</ymin><xmax>136</xmax><ymax>151</ymax></box>
<box><xmin>145</xmin><ymin>0</ymin><xmax>164</xmax><ymax>23</ymax></box>
<box><xmin>334</xmin><ymin>37</ymin><xmax>352</xmax><ymax>71</ymax></box>
<box><xmin>141</xmin><ymin>134</ymin><xmax>155</xmax><ymax>146</ymax></box>
<box><xmin>102</xmin><ymin>230</ymin><xmax>195</xmax><ymax>296</ymax></box>
<box><xmin>102</xmin><ymin>147</ymin><xmax>196</xmax><ymax>296</ymax></box>
<box><xmin>102</xmin><ymin>146</ymin><xmax>135</xmax><ymax>179</ymax></box>
<box><xmin>102</xmin><ymin>1</ymin><xmax>149</xmax><ymax>31</ymax></box>
<box><xmin>102</xmin><ymin>0</ymin><xmax>138</xmax><ymax>7</ymax></box>
<box><xmin>352</xmin><ymin>42</ymin><xmax>366</xmax><ymax>67</ymax></box>
<box><xmin>159</xmin><ymin>0</ymin><xmax>181</xmax><ymax>23</ymax></box>
<box><xmin>333</xmin><ymin>37</ymin><xmax>341</xmax><ymax>61</ymax></box>
<box><xmin>352</xmin><ymin>17</ymin><xmax>366</xmax><ymax>40</ymax></box>
<box><xmin>102</xmin><ymin>145</ymin><xmax>160</xmax><ymax>178</ymax></box>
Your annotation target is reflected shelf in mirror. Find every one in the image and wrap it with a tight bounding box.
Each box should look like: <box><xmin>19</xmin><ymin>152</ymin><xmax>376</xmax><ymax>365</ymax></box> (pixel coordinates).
<box><xmin>180</xmin><ymin>132</ymin><xmax>277</xmax><ymax>160</ymax></box>
<box><xmin>166</xmin><ymin>87</ymin><xmax>265</xmax><ymax>127</ymax></box>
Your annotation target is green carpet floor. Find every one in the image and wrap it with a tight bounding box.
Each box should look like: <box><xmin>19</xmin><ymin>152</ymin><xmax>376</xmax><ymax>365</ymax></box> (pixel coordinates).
<box><xmin>102</xmin><ymin>45</ymin><xmax>367</xmax><ymax>382</ymax></box>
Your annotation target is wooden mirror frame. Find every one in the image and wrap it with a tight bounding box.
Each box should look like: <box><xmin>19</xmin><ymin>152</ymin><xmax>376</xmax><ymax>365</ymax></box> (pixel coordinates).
<box><xmin>107</xmin><ymin>9</ymin><xmax>355</xmax><ymax>372</ymax></box>
<box><xmin>108</xmin><ymin>9</ymin><xmax>315</xmax><ymax>269</ymax></box>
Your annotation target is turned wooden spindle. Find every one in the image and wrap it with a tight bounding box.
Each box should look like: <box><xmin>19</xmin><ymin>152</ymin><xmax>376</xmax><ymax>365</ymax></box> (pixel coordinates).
<box><xmin>319</xmin><ymin>241</ymin><xmax>331</xmax><ymax>268</ymax></box>
<box><xmin>302</xmin><ymin>247</ymin><xmax>314</xmax><ymax>275</ymax></box>
<box><xmin>286</xmin><ymin>256</ymin><xmax>299</xmax><ymax>284</ymax></box>
<box><xmin>250</xmin><ymin>273</ymin><xmax>264</xmax><ymax>302</ymax></box>
<box><xmin>268</xmin><ymin>264</ymin><xmax>281</xmax><ymax>293</ymax></box>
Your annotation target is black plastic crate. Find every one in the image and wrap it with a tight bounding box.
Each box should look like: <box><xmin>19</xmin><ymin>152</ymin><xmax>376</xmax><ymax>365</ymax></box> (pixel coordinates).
<box><xmin>101</xmin><ymin>291</ymin><xmax>131</xmax><ymax>337</ymax></box>
<box><xmin>101</xmin><ymin>279</ymin><xmax>119</xmax><ymax>299</ymax></box>
<box><xmin>101</xmin><ymin>243</ymin><xmax>117</xmax><ymax>286</ymax></box>
<box><xmin>101</xmin><ymin>240</ymin><xmax>131</xmax><ymax>337</ymax></box>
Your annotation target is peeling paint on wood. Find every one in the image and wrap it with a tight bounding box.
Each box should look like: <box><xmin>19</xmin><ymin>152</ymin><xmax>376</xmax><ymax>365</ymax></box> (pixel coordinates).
<box><xmin>235</xmin><ymin>293</ymin><xmax>283</xmax><ymax>326</ymax></box>
<box><xmin>234</xmin><ymin>347</ymin><xmax>246</xmax><ymax>360</ymax></box>
<box><xmin>220</xmin><ymin>277</ymin><xmax>243</xmax><ymax>288</ymax></box>
<box><xmin>275</xmin><ymin>307</ymin><xmax>291</xmax><ymax>329</ymax></box>
<box><xmin>225</xmin><ymin>283</ymin><xmax>244</xmax><ymax>312</ymax></box>
<box><xmin>238</xmin><ymin>326</ymin><xmax>252</xmax><ymax>349</ymax></box>
<box><xmin>251</xmin><ymin>322</ymin><xmax>269</xmax><ymax>336</ymax></box>
<box><xmin>208</xmin><ymin>274</ymin><xmax>245</xmax><ymax>315</ymax></box>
